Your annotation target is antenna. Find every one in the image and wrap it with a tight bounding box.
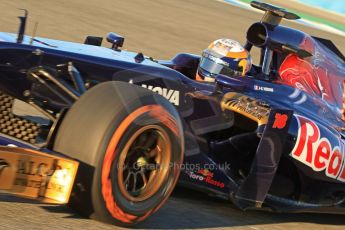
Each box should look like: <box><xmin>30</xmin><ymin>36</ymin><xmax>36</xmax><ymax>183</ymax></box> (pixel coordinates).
<box><xmin>17</xmin><ymin>9</ymin><xmax>28</xmax><ymax>43</ymax></box>
<box><xmin>250</xmin><ymin>1</ymin><xmax>299</xmax><ymax>27</ymax></box>
<box><xmin>29</xmin><ymin>22</ymin><xmax>39</xmax><ymax>45</ymax></box>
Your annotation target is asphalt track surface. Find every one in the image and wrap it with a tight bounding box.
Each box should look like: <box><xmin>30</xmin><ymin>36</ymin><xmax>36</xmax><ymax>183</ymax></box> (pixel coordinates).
<box><xmin>0</xmin><ymin>0</ymin><xmax>345</xmax><ymax>229</ymax></box>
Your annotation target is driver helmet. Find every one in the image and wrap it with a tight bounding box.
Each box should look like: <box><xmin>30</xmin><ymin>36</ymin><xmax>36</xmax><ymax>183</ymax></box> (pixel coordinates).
<box><xmin>196</xmin><ymin>38</ymin><xmax>252</xmax><ymax>82</ymax></box>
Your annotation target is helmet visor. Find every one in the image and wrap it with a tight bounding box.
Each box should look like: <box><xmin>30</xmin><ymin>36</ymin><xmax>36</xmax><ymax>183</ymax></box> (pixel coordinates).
<box><xmin>199</xmin><ymin>56</ymin><xmax>243</xmax><ymax>78</ymax></box>
<box><xmin>199</xmin><ymin>57</ymin><xmax>223</xmax><ymax>75</ymax></box>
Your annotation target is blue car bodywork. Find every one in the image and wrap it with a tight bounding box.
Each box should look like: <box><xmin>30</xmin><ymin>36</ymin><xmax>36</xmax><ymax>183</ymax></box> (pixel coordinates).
<box><xmin>1</xmin><ymin>1</ymin><xmax>345</xmax><ymax>216</ymax></box>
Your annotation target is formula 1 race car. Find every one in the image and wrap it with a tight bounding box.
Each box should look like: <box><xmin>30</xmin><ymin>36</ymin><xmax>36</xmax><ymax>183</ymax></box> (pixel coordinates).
<box><xmin>1</xmin><ymin>1</ymin><xmax>345</xmax><ymax>226</ymax></box>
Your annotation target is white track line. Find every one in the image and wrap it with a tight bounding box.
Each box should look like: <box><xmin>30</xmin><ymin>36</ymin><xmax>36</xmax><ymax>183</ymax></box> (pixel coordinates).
<box><xmin>216</xmin><ymin>0</ymin><xmax>345</xmax><ymax>37</ymax></box>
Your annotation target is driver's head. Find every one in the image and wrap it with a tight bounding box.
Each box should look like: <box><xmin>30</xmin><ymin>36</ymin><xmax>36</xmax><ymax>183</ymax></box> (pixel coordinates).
<box><xmin>196</xmin><ymin>39</ymin><xmax>252</xmax><ymax>82</ymax></box>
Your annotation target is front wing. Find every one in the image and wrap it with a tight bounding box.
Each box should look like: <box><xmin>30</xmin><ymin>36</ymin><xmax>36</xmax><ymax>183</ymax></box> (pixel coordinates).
<box><xmin>0</xmin><ymin>146</ymin><xmax>78</xmax><ymax>204</ymax></box>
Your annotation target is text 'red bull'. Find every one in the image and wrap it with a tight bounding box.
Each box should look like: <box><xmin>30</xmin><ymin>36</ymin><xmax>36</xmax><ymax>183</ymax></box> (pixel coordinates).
<box><xmin>292</xmin><ymin>115</ymin><xmax>345</xmax><ymax>181</ymax></box>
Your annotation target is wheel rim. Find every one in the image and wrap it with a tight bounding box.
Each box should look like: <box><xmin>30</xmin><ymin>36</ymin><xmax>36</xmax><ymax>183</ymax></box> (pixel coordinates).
<box><xmin>117</xmin><ymin>125</ymin><xmax>172</xmax><ymax>202</ymax></box>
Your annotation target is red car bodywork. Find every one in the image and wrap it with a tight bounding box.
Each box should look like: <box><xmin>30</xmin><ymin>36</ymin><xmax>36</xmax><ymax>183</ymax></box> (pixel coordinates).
<box><xmin>278</xmin><ymin>36</ymin><xmax>345</xmax><ymax>119</ymax></box>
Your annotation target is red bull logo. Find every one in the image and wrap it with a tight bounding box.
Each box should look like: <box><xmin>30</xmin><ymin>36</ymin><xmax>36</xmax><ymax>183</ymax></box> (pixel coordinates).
<box><xmin>292</xmin><ymin>115</ymin><xmax>345</xmax><ymax>182</ymax></box>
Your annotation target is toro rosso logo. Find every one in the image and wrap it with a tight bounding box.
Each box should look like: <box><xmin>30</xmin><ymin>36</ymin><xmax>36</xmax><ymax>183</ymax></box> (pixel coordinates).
<box><xmin>187</xmin><ymin>169</ymin><xmax>225</xmax><ymax>188</ymax></box>
<box><xmin>292</xmin><ymin>115</ymin><xmax>345</xmax><ymax>181</ymax></box>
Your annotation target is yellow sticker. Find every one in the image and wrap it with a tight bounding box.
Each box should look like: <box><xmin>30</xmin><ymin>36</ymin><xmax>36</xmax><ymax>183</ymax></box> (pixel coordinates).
<box><xmin>221</xmin><ymin>92</ymin><xmax>270</xmax><ymax>126</ymax></box>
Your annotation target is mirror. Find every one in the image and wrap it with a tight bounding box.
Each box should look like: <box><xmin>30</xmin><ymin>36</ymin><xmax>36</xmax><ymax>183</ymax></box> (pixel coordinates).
<box><xmin>106</xmin><ymin>32</ymin><xmax>124</xmax><ymax>50</ymax></box>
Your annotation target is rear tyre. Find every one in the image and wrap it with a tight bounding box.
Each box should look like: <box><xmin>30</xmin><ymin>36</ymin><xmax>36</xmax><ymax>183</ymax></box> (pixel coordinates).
<box><xmin>53</xmin><ymin>81</ymin><xmax>184</xmax><ymax>226</ymax></box>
